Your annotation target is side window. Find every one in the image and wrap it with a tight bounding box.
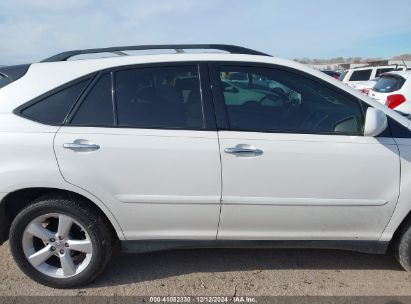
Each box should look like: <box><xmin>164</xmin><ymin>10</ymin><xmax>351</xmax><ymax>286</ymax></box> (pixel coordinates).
<box><xmin>20</xmin><ymin>80</ymin><xmax>89</xmax><ymax>125</ymax></box>
<box><xmin>71</xmin><ymin>74</ymin><xmax>114</xmax><ymax>126</ymax></box>
<box><xmin>218</xmin><ymin>66</ymin><xmax>364</xmax><ymax>135</ymax></box>
<box><xmin>115</xmin><ymin>66</ymin><xmax>204</xmax><ymax>129</ymax></box>
<box><xmin>349</xmin><ymin>69</ymin><xmax>372</xmax><ymax>81</ymax></box>
<box><xmin>376</xmin><ymin>68</ymin><xmax>394</xmax><ymax>78</ymax></box>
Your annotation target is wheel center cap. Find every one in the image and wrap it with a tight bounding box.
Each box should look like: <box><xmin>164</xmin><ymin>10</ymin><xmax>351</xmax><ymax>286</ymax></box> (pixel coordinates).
<box><xmin>54</xmin><ymin>241</ymin><xmax>64</xmax><ymax>249</ymax></box>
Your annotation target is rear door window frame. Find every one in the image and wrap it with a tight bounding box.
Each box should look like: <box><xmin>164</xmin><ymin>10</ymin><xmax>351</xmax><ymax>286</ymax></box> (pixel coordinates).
<box><xmin>67</xmin><ymin>62</ymin><xmax>216</xmax><ymax>131</ymax></box>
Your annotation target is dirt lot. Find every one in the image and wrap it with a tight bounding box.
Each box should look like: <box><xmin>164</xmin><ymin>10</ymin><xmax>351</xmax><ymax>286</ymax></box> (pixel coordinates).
<box><xmin>0</xmin><ymin>242</ymin><xmax>410</xmax><ymax>296</ymax></box>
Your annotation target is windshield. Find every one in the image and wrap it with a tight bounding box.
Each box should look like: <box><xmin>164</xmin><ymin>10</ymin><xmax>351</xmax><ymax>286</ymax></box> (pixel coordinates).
<box><xmin>373</xmin><ymin>75</ymin><xmax>405</xmax><ymax>93</ymax></box>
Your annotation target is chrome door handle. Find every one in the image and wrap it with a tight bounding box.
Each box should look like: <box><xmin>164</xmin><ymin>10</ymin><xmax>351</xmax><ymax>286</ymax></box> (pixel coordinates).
<box><xmin>224</xmin><ymin>145</ymin><xmax>263</xmax><ymax>155</ymax></box>
<box><xmin>63</xmin><ymin>140</ymin><xmax>100</xmax><ymax>152</ymax></box>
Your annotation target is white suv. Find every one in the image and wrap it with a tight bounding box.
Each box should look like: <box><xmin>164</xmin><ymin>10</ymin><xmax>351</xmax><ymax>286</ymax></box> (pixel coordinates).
<box><xmin>339</xmin><ymin>65</ymin><xmax>407</xmax><ymax>88</ymax></box>
<box><xmin>1</xmin><ymin>44</ymin><xmax>411</xmax><ymax>288</ymax></box>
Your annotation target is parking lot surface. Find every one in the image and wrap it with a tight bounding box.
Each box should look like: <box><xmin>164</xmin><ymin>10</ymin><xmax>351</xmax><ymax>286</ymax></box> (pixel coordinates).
<box><xmin>1</xmin><ymin>242</ymin><xmax>410</xmax><ymax>296</ymax></box>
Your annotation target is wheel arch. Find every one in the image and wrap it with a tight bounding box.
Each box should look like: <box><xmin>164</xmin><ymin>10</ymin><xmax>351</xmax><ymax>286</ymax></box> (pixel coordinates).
<box><xmin>0</xmin><ymin>187</ymin><xmax>124</xmax><ymax>245</ymax></box>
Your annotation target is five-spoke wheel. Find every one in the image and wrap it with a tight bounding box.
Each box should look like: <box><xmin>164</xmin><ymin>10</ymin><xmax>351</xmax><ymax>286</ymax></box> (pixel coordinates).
<box><xmin>9</xmin><ymin>195</ymin><xmax>113</xmax><ymax>288</ymax></box>
<box><xmin>22</xmin><ymin>213</ymin><xmax>93</xmax><ymax>278</ymax></box>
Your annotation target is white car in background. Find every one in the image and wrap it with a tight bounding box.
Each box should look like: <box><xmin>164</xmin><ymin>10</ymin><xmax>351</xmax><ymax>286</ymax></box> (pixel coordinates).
<box><xmin>339</xmin><ymin>65</ymin><xmax>407</xmax><ymax>88</ymax></box>
<box><xmin>368</xmin><ymin>71</ymin><xmax>411</xmax><ymax>116</ymax></box>
<box><xmin>351</xmin><ymin>78</ymin><xmax>379</xmax><ymax>93</ymax></box>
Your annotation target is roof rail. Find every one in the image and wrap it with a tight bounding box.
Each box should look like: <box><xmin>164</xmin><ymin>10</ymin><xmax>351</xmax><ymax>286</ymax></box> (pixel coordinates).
<box><xmin>41</xmin><ymin>44</ymin><xmax>271</xmax><ymax>62</ymax></box>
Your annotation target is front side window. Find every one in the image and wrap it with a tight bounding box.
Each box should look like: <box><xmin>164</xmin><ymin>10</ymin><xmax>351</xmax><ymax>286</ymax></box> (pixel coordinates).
<box><xmin>349</xmin><ymin>69</ymin><xmax>372</xmax><ymax>81</ymax></box>
<box><xmin>20</xmin><ymin>80</ymin><xmax>89</xmax><ymax>125</ymax></box>
<box><xmin>115</xmin><ymin>66</ymin><xmax>204</xmax><ymax>129</ymax></box>
<box><xmin>218</xmin><ymin>66</ymin><xmax>364</xmax><ymax>135</ymax></box>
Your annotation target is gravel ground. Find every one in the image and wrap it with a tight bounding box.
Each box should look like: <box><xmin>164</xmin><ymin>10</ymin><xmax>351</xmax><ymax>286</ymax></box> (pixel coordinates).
<box><xmin>1</xmin><ymin>242</ymin><xmax>410</xmax><ymax>296</ymax></box>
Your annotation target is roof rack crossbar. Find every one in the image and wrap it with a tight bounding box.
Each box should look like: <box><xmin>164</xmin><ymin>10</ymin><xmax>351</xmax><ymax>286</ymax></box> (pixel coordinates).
<box><xmin>41</xmin><ymin>44</ymin><xmax>271</xmax><ymax>62</ymax></box>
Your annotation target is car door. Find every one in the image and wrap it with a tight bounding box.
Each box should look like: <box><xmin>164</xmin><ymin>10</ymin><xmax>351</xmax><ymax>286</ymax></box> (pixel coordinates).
<box><xmin>210</xmin><ymin>62</ymin><xmax>400</xmax><ymax>241</ymax></box>
<box><xmin>54</xmin><ymin>63</ymin><xmax>222</xmax><ymax>240</ymax></box>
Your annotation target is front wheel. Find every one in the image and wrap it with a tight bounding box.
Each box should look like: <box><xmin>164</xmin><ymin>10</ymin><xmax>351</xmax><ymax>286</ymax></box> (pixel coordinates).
<box><xmin>9</xmin><ymin>195</ymin><xmax>113</xmax><ymax>288</ymax></box>
<box><xmin>394</xmin><ymin>218</ymin><xmax>411</xmax><ymax>272</ymax></box>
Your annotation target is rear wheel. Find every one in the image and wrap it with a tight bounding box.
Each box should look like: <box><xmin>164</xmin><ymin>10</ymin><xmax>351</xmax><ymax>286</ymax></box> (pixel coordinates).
<box><xmin>394</xmin><ymin>218</ymin><xmax>411</xmax><ymax>271</ymax></box>
<box><xmin>9</xmin><ymin>195</ymin><xmax>113</xmax><ymax>288</ymax></box>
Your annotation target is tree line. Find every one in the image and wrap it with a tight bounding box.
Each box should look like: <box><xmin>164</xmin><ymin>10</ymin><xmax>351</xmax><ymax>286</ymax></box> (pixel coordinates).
<box><xmin>294</xmin><ymin>54</ymin><xmax>411</xmax><ymax>64</ymax></box>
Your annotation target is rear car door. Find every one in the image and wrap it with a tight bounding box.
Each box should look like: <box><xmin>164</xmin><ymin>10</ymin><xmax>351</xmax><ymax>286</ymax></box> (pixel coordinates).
<box><xmin>210</xmin><ymin>62</ymin><xmax>400</xmax><ymax>241</ymax></box>
<box><xmin>54</xmin><ymin>63</ymin><xmax>222</xmax><ymax>240</ymax></box>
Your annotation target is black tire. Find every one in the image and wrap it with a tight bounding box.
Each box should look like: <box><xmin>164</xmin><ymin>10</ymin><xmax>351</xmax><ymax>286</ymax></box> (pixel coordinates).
<box><xmin>394</xmin><ymin>218</ymin><xmax>411</xmax><ymax>271</ymax></box>
<box><xmin>9</xmin><ymin>194</ymin><xmax>114</xmax><ymax>288</ymax></box>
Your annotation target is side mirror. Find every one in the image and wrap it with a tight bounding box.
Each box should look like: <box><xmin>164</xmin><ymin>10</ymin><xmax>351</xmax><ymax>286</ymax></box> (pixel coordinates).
<box><xmin>364</xmin><ymin>107</ymin><xmax>388</xmax><ymax>136</ymax></box>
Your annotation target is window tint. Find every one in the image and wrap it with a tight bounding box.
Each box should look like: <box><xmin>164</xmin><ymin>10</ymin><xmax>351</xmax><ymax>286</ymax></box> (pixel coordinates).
<box><xmin>20</xmin><ymin>80</ymin><xmax>89</xmax><ymax>125</ymax></box>
<box><xmin>375</xmin><ymin>68</ymin><xmax>394</xmax><ymax>78</ymax></box>
<box><xmin>0</xmin><ymin>74</ymin><xmax>10</xmax><ymax>89</ymax></box>
<box><xmin>218</xmin><ymin>67</ymin><xmax>364</xmax><ymax>134</ymax></box>
<box><xmin>373</xmin><ymin>75</ymin><xmax>405</xmax><ymax>93</ymax></box>
<box><xmin>115</xmin><ymin>66</ymin><xmax>204</xmax><ymax>129</ymax></box>
<box><xmin>349</xmin><ymin>69</ymin><xmax>372</xmax><ymax>81</ymax></box>
<box><xmin>71</xmin><ymin>74</ymin><xmax>114</xmax><ymax>126</ymax></box>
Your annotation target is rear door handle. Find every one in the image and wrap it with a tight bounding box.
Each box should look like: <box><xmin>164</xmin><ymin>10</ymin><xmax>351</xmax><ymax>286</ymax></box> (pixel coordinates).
<box><xmin>63</xmin><ymin>140</ymin><xmax>100</xmax><ymax>152</ymax></box>
<box><xmin>224</xmin><ymin>144</ymin><xmax>263</xmax><ymax>156</ymax></box>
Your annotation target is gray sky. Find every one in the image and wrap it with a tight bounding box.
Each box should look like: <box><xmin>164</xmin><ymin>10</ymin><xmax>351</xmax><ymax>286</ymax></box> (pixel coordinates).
<box><xmin>1</xmin><ymin>0</ymin><xmax>410</xmax><ymax>65</ymax></box>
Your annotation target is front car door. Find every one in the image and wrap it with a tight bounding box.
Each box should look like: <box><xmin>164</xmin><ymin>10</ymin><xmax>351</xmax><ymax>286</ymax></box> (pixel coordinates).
<box><xmin>54</xmin><ymin>63</ymin><xmax>222</xmax><ymax>240</ymax></box>
<box><xmin>210</xmin><ymin>62</ymin><xmax>400</xmax><ymax>241</ymax></box>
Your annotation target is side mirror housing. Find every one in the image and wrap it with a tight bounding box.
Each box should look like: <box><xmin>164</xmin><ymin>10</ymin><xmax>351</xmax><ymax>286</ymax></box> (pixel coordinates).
<box><xmin>364</xmin><ymin>107</ymin><xmax>388</xmax><ymax>137</ymax></box>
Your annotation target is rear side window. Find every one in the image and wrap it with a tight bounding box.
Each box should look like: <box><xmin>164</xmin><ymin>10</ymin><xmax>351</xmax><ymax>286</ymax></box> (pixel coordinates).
<box><xmin>71</xmin><ymin>74</ymin><xmax>114</xmax><ymax>126</ymax></box>
<box><xmin>115</xmin><ymin>66</ymin><xmax>205</xmax><ymax>129</ymax></box>
<box><xmin>373</xmin><ymin>75</ymin><xmax>405</xmax><ymax>93</ymax></box>
<box><xmin>349</xmin><ymin>69</ymin><xmax>372</xmax><ymax>81</ymax></box>
<box><xmin>376</xmin><ymin>68</ymin><xmax>394</xmax><ymax>78</ymax></box>
<box><xmin>20</xmin><ymin>80</ymin><xmax>89</xmax><ymax>125</ymax></box>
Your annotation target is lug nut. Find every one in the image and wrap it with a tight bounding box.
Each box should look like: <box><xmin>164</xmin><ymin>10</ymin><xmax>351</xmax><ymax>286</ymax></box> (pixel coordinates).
<box><xmin>50</xmin><ymin>246</ymin><xmax>56</xmax><ymax>252</ymax></box>
<box><xmin>59</xmin><ymin>249</ymin><xmax>65</xmax><ymax>254</ymax></box>
<box><xmin>65</xmin><ymin>243</ymin><xmax>69</xmax><ymax>247</ymax></box>
<box><xmin>50</xmin><ymin>238</ymin><xmax>55</xmax><ymax>242</ymax></box>
<box><xmin>58</xmin><ymin>236</ymin><xmax>64</xmax><ymax>240</ymax></box>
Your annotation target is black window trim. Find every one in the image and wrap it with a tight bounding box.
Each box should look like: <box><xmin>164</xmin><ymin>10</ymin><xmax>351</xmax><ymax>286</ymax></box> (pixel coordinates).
<box><xmin>208</xmin><ymin>61</ymin><xmax>367</xmax><ymax>136</ymax></box>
